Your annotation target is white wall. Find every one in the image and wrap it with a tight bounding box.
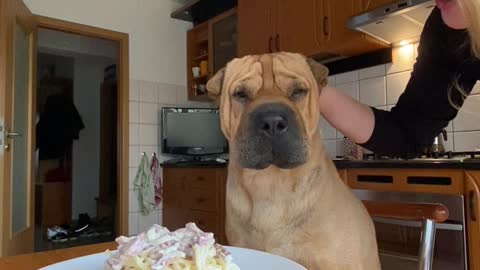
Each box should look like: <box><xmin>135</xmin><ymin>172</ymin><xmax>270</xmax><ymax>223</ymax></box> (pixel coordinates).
<box><xmin>24</xmin><ymin>0</ymin><xmax>192</xmax><ymax>86</ymax></box>
<box><xmin>321</xmin><ymin>43</ymin><xmax>480</xmax><ymax>157</ymax></box>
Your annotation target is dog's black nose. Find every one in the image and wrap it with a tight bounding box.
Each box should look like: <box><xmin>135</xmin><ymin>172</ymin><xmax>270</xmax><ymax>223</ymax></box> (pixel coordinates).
<box><xmin>260</xmin><ymin>115</ymin><xmax>288</xmax><ymax>137</ymax></box>
<box><xmin>252</xmin><ymin>103</ymin><xmax>292</xmax><ymax>138</ymax></box>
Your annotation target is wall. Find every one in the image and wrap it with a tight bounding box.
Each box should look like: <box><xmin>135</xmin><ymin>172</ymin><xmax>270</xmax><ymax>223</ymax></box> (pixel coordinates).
<box><xmin>320</xmin><ymin>43</ymin><xmax>480</xmax><ymax>158</ymax></box>
<box><xmin>24</xmin><ymin>0</ymin><xmax>192</xmax><ymax>86</ymax></box>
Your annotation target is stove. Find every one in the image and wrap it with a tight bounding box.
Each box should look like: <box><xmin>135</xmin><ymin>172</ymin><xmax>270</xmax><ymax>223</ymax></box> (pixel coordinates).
<box><xmin>361</xmin><ymin>151</ymin><xmax>480</xmax><ymax>162</ymax></box>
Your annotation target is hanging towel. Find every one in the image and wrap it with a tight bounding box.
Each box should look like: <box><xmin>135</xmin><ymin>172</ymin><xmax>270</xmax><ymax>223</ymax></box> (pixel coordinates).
<box><xmin>134</xmin><ymin>154</ymin><xmax>155</xmax><ymax>215</ymax></box>
<box><xmin>150</xmin><ymin>154</ymin><xmax>163</xmax><ymax>207</ymax></box>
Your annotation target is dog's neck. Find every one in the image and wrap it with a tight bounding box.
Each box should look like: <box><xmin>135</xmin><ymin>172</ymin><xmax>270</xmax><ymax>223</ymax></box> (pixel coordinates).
<box><xmin>228</xmin><ymin>131</ymin><xmax>339</xmax><ymax>199</ymax></box>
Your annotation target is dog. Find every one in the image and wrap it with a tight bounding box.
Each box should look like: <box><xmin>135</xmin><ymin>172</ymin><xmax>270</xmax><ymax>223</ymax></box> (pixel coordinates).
<box><xmin>206</xmin><ymin>52</ymin><xmax>381</xmax><ymax>270</ymax></box>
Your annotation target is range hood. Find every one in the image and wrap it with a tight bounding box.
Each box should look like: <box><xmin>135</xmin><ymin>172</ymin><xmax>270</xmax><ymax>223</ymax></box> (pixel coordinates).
<box><xmin>348</xmin><ymin>0</ymin><xmax>435</xmax><ymax>46</ymax></box>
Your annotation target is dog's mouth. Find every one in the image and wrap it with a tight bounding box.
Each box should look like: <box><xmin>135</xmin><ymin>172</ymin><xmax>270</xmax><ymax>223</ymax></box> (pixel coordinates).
<box><xmin>235</xmin><ymin>103</ymin><xmax>310</xmax><ymax>170</ymax></box>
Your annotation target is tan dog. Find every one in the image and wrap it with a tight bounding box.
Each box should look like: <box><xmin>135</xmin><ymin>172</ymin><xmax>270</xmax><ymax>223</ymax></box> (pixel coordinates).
<box><xmin>206</xmin><ymin>52</ymin><xmax>380</xmax><ymax>270</ymax></box>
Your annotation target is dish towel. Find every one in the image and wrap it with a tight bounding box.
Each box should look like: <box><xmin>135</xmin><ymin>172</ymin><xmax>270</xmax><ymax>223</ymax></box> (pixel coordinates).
<box><xmin>150</xmin><ymin>154</ymin><xmax>163</xmax><ymax>206</ymax></box>
<box><xmin>134</xmin><ymin>154</ymin><xmax>155</xmax><ymax>215</ymax></box>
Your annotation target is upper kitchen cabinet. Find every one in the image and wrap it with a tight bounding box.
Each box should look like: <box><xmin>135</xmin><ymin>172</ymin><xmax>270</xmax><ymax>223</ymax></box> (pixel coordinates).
<box><xmin>238</xmin><ymin>0</ymin><xmax>388</xmax><ymax>58</ymax></box>
<box><xmin>276</xmin><ymin>0</ymin><xmax>324</xmax><ymax>57</ymax></box>
<box><xmin>237</xmin><ymin>0</ymin><xmax>276</xmax><ymax>56</ymax></box>
<box><xmin>362</xmin><ymin>0</ymin><xmax>397</xmax><ymax>11</ymax></box>
<box><xmin>187</xmin><ymin>9</ymin><xmax>237</xmax><ymax>101</ymax></box>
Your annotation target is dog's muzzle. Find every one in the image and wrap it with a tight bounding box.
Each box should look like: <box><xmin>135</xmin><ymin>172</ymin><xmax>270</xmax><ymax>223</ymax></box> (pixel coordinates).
<box><xmin>236</xmin><ymin>103</ymin><xmax>309</xmax><ymax>169</ymax></box>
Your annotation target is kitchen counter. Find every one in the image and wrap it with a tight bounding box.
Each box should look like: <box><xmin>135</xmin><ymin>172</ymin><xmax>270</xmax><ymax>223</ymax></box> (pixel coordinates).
<box><xmin>0</xmin><ymin>242</ymin><xmax>115</xmax><ymax>270</ymax></box>
<box><xmin>334</xmin><ymin>158</ymin><xmax>480</xmax><ymax>170</ymax></box>
<box><xmin>161</xmin><ymin>159</ymin><xmax>480</xmax><ymax>170</ymax></box>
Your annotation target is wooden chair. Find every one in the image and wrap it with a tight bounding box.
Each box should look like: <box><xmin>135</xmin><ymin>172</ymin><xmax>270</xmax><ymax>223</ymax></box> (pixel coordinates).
<box><xmin>362</xmin><ymin>201</ymin><xmax>449</xmax><ymax>270</ymax></box>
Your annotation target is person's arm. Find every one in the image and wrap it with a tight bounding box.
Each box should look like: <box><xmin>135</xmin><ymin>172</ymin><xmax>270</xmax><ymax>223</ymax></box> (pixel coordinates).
<box><xmin>319</xmin><ymin>86</ymin><xmax>375</xmax><ymax>144</ymax></box>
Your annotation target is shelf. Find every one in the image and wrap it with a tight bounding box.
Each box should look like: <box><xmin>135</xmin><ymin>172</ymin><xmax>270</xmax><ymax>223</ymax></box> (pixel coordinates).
<box><xmin>194</xmin><ymin>54</ymin><xmax>208</xmax><ymax>61</ymax></box>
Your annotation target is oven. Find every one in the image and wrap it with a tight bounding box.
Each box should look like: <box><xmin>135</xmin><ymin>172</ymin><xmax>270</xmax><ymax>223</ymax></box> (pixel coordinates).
<box><xmin>353</xmin><ymin>190</ymin><xmax>467</xmax><ymax>270</ymax></box>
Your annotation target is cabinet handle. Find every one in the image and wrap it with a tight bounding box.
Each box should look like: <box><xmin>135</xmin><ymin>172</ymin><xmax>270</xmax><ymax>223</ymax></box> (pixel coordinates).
<box><xmin>196</xmin><ymin>197</ymin><xmax>206</xmax><ymax>203</ymax></box>
<box><xmin>198</xmin><ymin>220</ymin><xmax>205</xmax><ymax>226</ymax></box>
<box><xmin>197</xmin><ymin>176</ymin><xmax>205</xmax><ymax>182</ymax></box>
<box><xmin>275</xmin><ymin>34</ymin><xmax>280</xmax><ymax>51</ymax></box>
<box><xmin>470</xmin><ymin>190</ymin><xmax>477</xmax><ymax>222</ymax></box>
<box><xmin>323</xmin><ymin>16</ymin><xmax>329</xmax><ymax>36</ymax></box>
<box><xmin>268</xmin><ymin>36</ymin><xmax>273</xmax><ymax>53</ymax></box>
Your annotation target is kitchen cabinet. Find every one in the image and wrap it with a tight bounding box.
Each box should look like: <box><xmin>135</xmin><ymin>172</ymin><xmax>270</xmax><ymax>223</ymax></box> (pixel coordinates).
<box><xmin>238</xmin><ymin>0</ymin><xmax>387</xmax><ymax>58</ymax></box>
<box><xmin>187</xmin><ymin>8</ymin><xmax>237</xmax><ymax>101</ymax></box>
<box><xmin>162</xmin><ymin>167</ymin><xmax>227</xmax><ymax>244</ymax></box>
<box><xmin>237</xmin><ymin>0</ymin><xmax>275</xmax><ymax>56</ymax></box>
<box><xmin>465</xmin><ymin>171</ymin><xmax>480</xmax><ymax>270</ymax></box>
<box><xmin>363</xmin><ymin>0</ymin><xmax>397</xmax><ymax>11</ymax></box>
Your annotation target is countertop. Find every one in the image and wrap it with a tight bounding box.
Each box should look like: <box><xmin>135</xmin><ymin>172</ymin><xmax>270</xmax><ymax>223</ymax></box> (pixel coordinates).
<box><xmin>161</xmin><ymin>159</ymin><xmax>480</xmax><ymax>170</ymax></box>
<box><xmin>0</xmin><ymin>242</ymin><xmax>115</xmax><ymax>270</ymax></box>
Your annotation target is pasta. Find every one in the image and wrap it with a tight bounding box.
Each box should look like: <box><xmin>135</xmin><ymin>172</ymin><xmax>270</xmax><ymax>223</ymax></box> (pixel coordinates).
<box><xmin>105</xmin><ymin>223</ymin><xmax>239</xmax><ymax>270</ymax></box>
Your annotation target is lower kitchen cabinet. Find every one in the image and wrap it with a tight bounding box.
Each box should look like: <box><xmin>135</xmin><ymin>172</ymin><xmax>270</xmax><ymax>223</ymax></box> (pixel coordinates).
<box><xmin>162</xmin><ymin>166</ymin><xmax>227</xmax><ymax>244</ymax></box>
<box><xmin>465</xmin><ymin>171</ymin><xmax>480</xmax><ymax>270</ymax></box>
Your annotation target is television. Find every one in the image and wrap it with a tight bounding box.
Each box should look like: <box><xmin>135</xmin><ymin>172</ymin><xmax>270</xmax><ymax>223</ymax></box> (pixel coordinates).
<box><xmin>161</xmin><ymin>107</ymin><xmax>228</xmax><ymax>156</ymax></box>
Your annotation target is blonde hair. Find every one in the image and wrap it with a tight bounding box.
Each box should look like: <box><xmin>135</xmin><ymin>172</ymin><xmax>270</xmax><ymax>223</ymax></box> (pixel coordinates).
<box><xmin>448</xmin><ymin>0</ymin><xmax>480</xmax><ymax>109</ymax></box>
<box><xmin>459</xmin><ymin>0</ymin><xmax>480</xmax><ymax>58</ymax></box>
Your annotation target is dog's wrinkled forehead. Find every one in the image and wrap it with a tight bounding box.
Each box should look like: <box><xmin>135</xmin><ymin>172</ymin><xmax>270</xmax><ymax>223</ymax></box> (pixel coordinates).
<box><xmin>207</xmin><ymin>53</ymin><xmax>324</xmax><ymax>99</ymax></box>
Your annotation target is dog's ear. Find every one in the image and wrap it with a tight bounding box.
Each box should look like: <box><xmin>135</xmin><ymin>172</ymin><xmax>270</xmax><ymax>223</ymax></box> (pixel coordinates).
<box><xmin>206</xmin><ymin>68</ymin><xmax>225</xmax><ymax>100</ymax></box>
<box><xmin>307</xmin><ymin>58</ymin><xmax>329</xmax><ymax>88</ymax></box>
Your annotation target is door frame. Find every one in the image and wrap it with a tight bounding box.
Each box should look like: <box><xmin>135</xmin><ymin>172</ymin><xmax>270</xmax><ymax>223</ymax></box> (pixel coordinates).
<box><xmin>34</xmin><ymin>16</ymin><xmax>130</xmax><ymax>237</ymax></box>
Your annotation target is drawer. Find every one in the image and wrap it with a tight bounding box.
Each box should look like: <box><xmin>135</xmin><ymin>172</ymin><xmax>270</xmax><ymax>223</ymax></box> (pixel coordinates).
<box><xmin>163</xmin><ymin>168</ymin><xmax>218</xmax><ymax>190</ymax></box>
<box><xmin>185</xmin><ymin>188</ymin><xmax>219</xmax><ymax>212</ymax></box>
<box><xmin>187</xmin><ymin>210</ymin><xmax>220</xmax><ymax>236</ymax></box>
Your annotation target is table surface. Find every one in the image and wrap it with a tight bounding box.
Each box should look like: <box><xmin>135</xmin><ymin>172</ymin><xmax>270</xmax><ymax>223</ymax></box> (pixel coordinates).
<box><xmin>0</xmin><ymin>242</ymin><xmax>116</xmax><ymax>270</ymax></box>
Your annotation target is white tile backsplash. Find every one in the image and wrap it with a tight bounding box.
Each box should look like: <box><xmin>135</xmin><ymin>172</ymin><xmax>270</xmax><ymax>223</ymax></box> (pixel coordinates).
<box><xmin>336</xmin><ymin>82</ymin><xmax>360</xmax><ymax>100</ymax></box>
<box><xmin>129</xmin><ymin>145</ymin><xmax>139</xmax><ymax>167</ymax></box>
<box><xmin>129</xmin><ymin>123</ymin><xmax>139</xmax><ymax>145</ymax></box>
<box><xmin>139</xmin><ymin>124</ymin><xmax>159</xmax><ymax>146</ymax></box>
<box><xmin>129</xmin><ymin>190</ymin><xmax>139</xmax><ymax>212</ymax></box>
<box><xmin>128</xmin><ymin>212</ymin><xmax>139</xmax><ymax>236</ymax></box>
<box><xmin>139</xmin><ymin>80</ymin><xmax>159</xmax><ymax>102</ymax></box>
<box><xmin>335</xmin><ymin>70</ymin><xmax>359</xmax><ymax>84</ymax></box>
<box><xmin>453</xmin><ymin>131</ymin><xmax>480</xmax><ymax>152</ymax></box>
<box><xmin>139</xmin><ymin>210</ymin><xmax>160</xmax><ymax>232</ymax></box>
<box><xmin>386</xmin><ymin>71</ymin><xmax>410</xmax><ymax>105</ymax></box>
<box><xmin>129</xmin><ymin>79</ymin><xmax>139</xmax><ymax>101</ymax></box>
<box><xmin>453</xmin><ymin>95</ymin><xmax>480</xmax><ymax>131</ymax></box>
<box><xmin>129</xmin><ymin>102</ymin><xmax>139</xmax><ymax>123</ymax></box>
<box><xmin>360</xmin><ymin>77</ymin><xmax>386</xmax><ymax>107</ymax></box>
<box><xmin>159</xmin><ymin>83</ymin><xmax>178</xmax><ymax>105</ymax></box>
<box><xmin>129</xmin><ymin>167</ymin><xmax>137</xmax><ymax>190</ymax></box>
<box><xmin>323</xmin><ymin>139</ymin><xmax>337</xmax><ymax>158</ymax></box>
<box><xmin>319</xmin><ymin>118</ymin><xmax>336</xmax><ymax>140</ymax></box>
<box><xmin>327</xmin><ymin>75</ymin><xmax>336</xmax><ymax>86</ymax></box>
<box><xmin>359</xmin><ymin>65</ymin><xmax>385</xmax><ymax>80</ymax></box>
<box><xmin>139</xmin><ymin>102</ymin><xmax>159</xmax><ymax>124</ymax></box>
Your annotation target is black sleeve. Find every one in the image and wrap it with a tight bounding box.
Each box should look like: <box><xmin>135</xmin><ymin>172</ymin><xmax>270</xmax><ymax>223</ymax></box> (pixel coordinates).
<box><xmin>360</xmin><ymin>8</ymin><xmax>479</xmax><ymax>158</ymax></box>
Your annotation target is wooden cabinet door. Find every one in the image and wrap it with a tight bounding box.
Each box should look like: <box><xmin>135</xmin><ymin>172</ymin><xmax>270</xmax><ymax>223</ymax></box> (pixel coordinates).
<box><xmin>276</xmin><ymin>0</ymin><xmax>324</xmax><ymax>56</ymax></box>
<box><xmin>465</xmin><ymin>171</ymin><xmax>480</xmax><ymax>270</ymax></box>
<box><xmin>322</xmin><ymin>0</ymin><xmax>364</xmax><ymax>54</ymax></box>
<box><xmin>237</xmin><ymin>0</ymin><xmax>276</xmax><ymax>56</ymax></box>
<box><xmin>363</xmin><ymin>0</ymin><xmax>397</xmax><ymax>11</ymax></box>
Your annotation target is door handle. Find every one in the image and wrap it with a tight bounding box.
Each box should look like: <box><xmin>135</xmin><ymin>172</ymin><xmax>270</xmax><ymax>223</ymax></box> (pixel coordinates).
<box><xmin>323</xmin><ymin>16</ymin><xmax>329</xmax><ymax>36</ymax></box>
<box><xmin>6</xmin><ymin>131</ymin><xmax>22</xmax><ymax>138</ymax></box>
<box><xmin>470</xmin><ymin>190</ymin><xmax>477</xmax><ymax>222</ymax></box>
<box><xmin>268</xmin><ymin>36</ymin><xmax>273</xmax><ymax>53</ymax></box>
<box><xmin>275</xmin><ymin>34</ymin><xmax>280</xmax><ymax>52</ymax></box>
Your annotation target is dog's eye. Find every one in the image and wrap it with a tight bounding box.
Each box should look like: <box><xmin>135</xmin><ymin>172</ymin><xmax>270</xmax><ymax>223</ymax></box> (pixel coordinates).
<box><xmin>233</xmin><ymin>90</ymin><xmax>250</xmax><ymax>103</ymax></box>
<box><xmin>290</xmin><ymin>88</ymin><xmax>308</xmax><ymax>101</ymax></box>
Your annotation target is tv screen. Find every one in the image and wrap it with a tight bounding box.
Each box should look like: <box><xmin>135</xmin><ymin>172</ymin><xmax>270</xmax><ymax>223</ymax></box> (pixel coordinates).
<box><xmin>161</xmin><ymin>107</ymin><xmax>227</xmax><ymax>156</ymax></box>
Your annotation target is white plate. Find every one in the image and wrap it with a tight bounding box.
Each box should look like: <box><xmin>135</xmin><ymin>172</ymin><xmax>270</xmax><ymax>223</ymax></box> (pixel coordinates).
<box><xmin>40</xmin><ymin>246</ymin><xmax>307</xmax><ymax>270</ymax></box>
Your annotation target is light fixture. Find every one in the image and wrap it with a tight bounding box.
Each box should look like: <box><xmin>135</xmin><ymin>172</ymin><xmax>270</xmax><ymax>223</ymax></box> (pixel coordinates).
<box><xmin>399</xmin><ymin>40</ymin><xmax>410</xmax><ymax>46</ymax></box>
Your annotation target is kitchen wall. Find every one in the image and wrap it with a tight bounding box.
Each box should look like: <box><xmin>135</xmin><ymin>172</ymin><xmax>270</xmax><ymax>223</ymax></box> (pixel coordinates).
<box><xmin>127</xmin><ymin>81</ymin><xmax>214</xmax><ymax>235</ymax></box>
<box><xmin>321</xmin><ymin>43</ymin><xmax>480</xmax><ymax>158</ymax></box>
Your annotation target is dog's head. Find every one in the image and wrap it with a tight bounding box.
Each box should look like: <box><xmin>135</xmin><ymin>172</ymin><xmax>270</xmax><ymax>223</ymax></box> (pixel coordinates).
<box><xmin>207</xmin><ymin>52</ymin><xmax>328</xmax><ymax>170</ymax></box>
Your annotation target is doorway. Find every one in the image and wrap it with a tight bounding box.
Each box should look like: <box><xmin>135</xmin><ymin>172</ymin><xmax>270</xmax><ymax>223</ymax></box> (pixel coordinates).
<box><xmin>0</xmin><ymin>0</ymin><xmax>129</xmax><ymax>256</ymax></box>
<box><xmin>34</xmin><ymin>28</ymin><xmax>119</xmax><ymax>251</ymax></box>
